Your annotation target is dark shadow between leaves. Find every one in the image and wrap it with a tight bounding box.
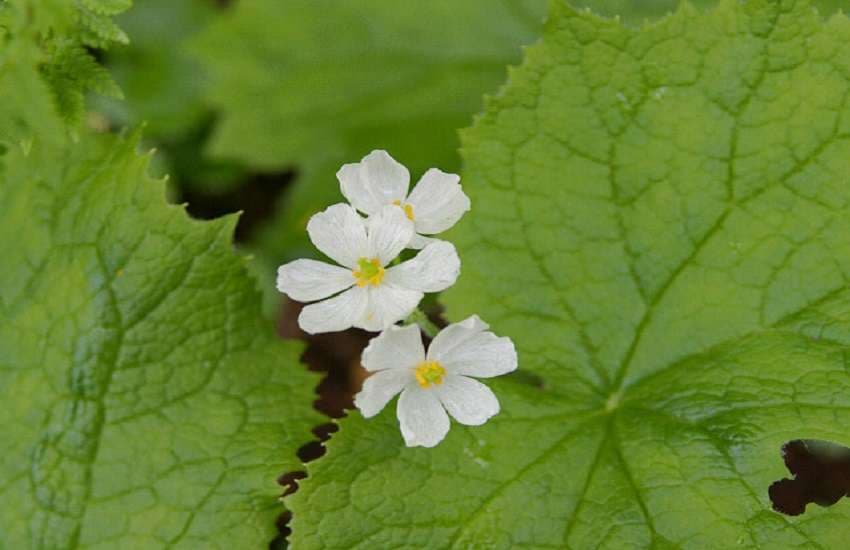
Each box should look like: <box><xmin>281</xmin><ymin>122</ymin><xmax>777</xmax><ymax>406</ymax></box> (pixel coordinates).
<box><xmin>180</xmin><ymin>169</ymin><xmax>294</xmax><ymax>243</ymax></box>
<box><xmin>270</xmin><ymin>300</ymin><xmax>372</xmax><ymax>549</ymax></box>
<box><xmin>270</xmin><ymin>299</ymin><xmax>452</xmax><ymax>548</ymax></box>
<box><xmin>769</xmin><ymin>439</ymin><xmax>850</xmax><ymax>516</ymax></box>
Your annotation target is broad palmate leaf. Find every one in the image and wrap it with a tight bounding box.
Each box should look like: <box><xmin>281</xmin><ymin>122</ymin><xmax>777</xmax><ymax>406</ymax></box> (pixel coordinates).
<box><xmin>0</xmin><ymin>134</ymin><xmax>322</xmax><ymax>548</ymax></box>
<box><xmin>289</xmin><ymin>1</ymin><xmax>850</xmax><ymax>547</ymax></box>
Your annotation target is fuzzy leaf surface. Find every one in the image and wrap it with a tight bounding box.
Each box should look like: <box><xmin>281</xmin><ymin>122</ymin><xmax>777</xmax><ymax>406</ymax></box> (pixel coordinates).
<box><xmin>0</xmin><ymin>134</ymin><xmax>321</xmax><ymax>548</ymax></box>
<box><xmin>289</xmin><ymin>1</ymin><xmax>850</xmax><ymax>547</ymax></box>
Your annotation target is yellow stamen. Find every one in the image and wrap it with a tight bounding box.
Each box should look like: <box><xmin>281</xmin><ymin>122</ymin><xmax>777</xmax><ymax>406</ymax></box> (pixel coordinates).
<box><xmin>392</xmin><ymin>199</ymin><xmax>415</xmax><ymax>221</ymax></box>
<box><xmin>352</xmin><ymin>257</ymin><xmax>385</xmax><ymax>287</ymax></box>
<box><xmin>415</xmin><ymin>360</ymin><xmax>446</xmax><ymax>388</ymax></box>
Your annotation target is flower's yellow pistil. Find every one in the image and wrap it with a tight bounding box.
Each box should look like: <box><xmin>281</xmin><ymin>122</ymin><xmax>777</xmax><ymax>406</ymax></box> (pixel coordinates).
<box><xmin>353</xmin><ymin>257</ymin><xmax>385</xmax><ymax>287</ymax></box>
<box><xmin>414</xmin><ymin>360</ymin><xmax>446</xmax><ymax>388</ymax></box>
<box><xmin>392</xmin><ymin>199</ymin><xmax>415</xmax><ymax>221</ymax></box>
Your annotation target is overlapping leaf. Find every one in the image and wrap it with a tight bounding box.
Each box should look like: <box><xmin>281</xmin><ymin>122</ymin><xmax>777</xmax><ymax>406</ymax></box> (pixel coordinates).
<box><xmin>288</xmin><ymin>1</ymin><xmax>850</xmax><ymax>547</ymax></box>
<box><xmin>0</xmin><ymin>133</ymin><xmax>322</xmax><ymax>548</ymax></box>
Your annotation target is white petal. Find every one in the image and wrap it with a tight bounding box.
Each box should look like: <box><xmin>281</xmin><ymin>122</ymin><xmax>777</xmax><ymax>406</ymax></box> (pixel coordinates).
<box><xmin>338</xmin><ymin>150</ymin><xmax>409</xmax><ymax>215</ymax></box>
<box><xmin>430</xmin><ymin>315</ymin><xmax>490</xmax><ymax>353</ymax></box>
<box><xmin>276</xmin><ymin>259</ymin><xmax>354</xmax><ymax>302</ymax></box>
<box><xmin>406</xmin><ymin>168</ymin><xmax>470</xmax><ymax>234</ymax></box>
<box><xmin>338</xmin><ymin>163</ymin><xmax>382</xmax><ymax>216</ymax></box>
<box><xmin>361</xmin><ymin>323</ymin><xmax>425</xmax><ymax>372</ymax></box>
<box><xmin>354</xmin><ymin>369</ymin><xmax>412</xmax><ymax>418</ymax></box>
<box><xmin>298</xmin><ymin>286</ymin><xmax>368</xmax><ymax>334</ymax></box>
<box><xmin>427</xmin><ymin>315</ymin><xmax>517</xmax><ymax>378</ymax></box>
<box><xmin>435</xmin><ymin>375</ymin><xmax>499</xmax><ymax>426</ymax></box>
<box><xmin>408</xmin><ymin>233</ymin><xmax>438</xmax><ymax>250</ymax></box>
<box><xmin>385</xmin><ymin>241</ymin><xmax>460</xmax><ymax>293</ymax></box>
<box><xmin>306</xmin><ymin>203</ymin><xmax>369</xmax><ymax>269</ymax></box>
<box><xmin>367</xmin><ymin>205</ymin><xmax>414</xmax><ymax>265</ymax></box>
<box><xmin>357</xmin><ymin>284</ymin><xmax>423</xmax><ymax>332</ymax></box>
<box><xmin>397</xmin><ymin>386</ymin><xmax>450</xmax><ymax>448</ymax></box>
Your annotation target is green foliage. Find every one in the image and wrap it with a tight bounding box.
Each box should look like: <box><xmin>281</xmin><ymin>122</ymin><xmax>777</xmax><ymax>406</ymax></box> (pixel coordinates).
<box><xmin>99</xmin><ymin>0</ymin><xmax>213</xmax><ymax>140</ymax></box>
<box><xmin>575</xmin><ymin>0</ymin><xmax>714</xmax><ymax>20</ymax></box>
<box><xmin>575</xmin><ymin>0</ymin><xmax>845</xmax><ymax>21</ymax></box>
<box><xmin>42</xmin><ymin>38</ymin><xmax>123</xmax><ymax>123</ymax></box>
<box><xmin>288</xmin><ymin>0</ymin><xmax>850</xmax><ymax>546</ymax></box>
<box><xmin>5</xmin><ymin>0</ymin><xmax>850</xmax><ymax>546</ymax></box>
<box><xmin>0</xmin><ymin>0</ymin><xmax>129</xmax><ymax>134</ymax></box>
<box><xmin>190</xmin><ymin>0</ymin><xmax>547</xmax><ymax>267</ymax></box>
<box><xmin>94</xmin><ymin>0</ymin><xmax>245</xmax><ymax>195</ymax></box>
<box><xmin>189</xmin><ymin>0</ymin><xmax>847</xmax><ymax>273</ymax></box>
<box><xmin>0</xmin><ymin>34</ymin><xmax>61</xmax><ymax>147</ymax></box>
<box><xmin>192</xmin><ymin>0</ymin><xmax>546</xmax><ymax>170</ymax></box>
<box><xmin>0</xmin><ymin>133</ymin><xmax>322</xmax><ymax>548</ymax></box>
<box><xmin>74</xmin><ymin>0</ymin><xmax>130</xmax><ymax>48</ymax></box>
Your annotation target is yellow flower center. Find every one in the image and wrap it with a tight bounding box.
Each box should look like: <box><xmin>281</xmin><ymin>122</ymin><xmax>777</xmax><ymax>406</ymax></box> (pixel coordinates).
<box><xmin>392</xmin><ymin>199</ymin><xmax>415</xmax><ymax>221</ymax></box>
<box><xmin>352</xmin><ymin>257</ymin><xmax>385</xmax><ymax>287</ymax></box>
<box><xmin>414</xmin><ymin>360</ymin><xmax>446</xmax><ymax>388</ymax></box>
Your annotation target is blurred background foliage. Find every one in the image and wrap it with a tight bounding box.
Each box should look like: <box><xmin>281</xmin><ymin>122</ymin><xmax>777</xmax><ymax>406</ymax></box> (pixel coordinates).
<box><xmin>92</xmin><ymin>0</ymin><xmax>848</xmax><ymax>302</ymax></box>
<box><xmin>91</xmin><ymin>0</ymin><xmax>245</xmax><ymax>196</ymax></box>
<box><xmin>0</xmin><ymin>0</ymin><xmax>131</xmax><ymax>147</ymax></box>
<box><xmin>188</xmin><ymin>0</ymin><xmax>549</xmax><ymax>278</ymax></box>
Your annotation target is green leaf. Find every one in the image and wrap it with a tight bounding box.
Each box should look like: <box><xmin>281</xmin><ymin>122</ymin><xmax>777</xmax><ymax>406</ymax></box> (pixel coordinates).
<box><xmin>93</xmin><ymin>0</ymin><xmax>245</xmax><ymax>196</ymax></box>
<box><xmin>190</xmin><ymin>0</ymin><xmax>546</xmax><ymax>270</ymax></box>
<box><xmin>571</xmin><ymin>0</ymin><xmax>716</xmax><ymax>21</ymax></box>
<box><xmin>573</xmin><ymin>0</ymin><xmax>845</xmax><ymax>22</ymax></box>
<box><xmin>288</xmin><ymin>0</ymin><xmax>850</xmax><ymax>546</ymax></box>
<box><xmin>0</xmin><ymin>0</ymin><xmax>130</xmax><ymax>132</ymax></box>
<box><xmin>191</xmin><ymin>0</ymin><xmax>545</xmax><ymax>170</ymax></box>
<box><xmin>0</xmin><ymin>133</ymin><xmax>322</xmax><ymax>548</ymax></box>
<box><xmin>97</xmin><ymin>0</ymin><xmax>215</xmax><ymax>141</ymax></box>
<box><xmin>42</xmin><ymin>38</ymin><xmax>123</xmax><ymax>124</ymax></box>
<box><xmin>0</xmin><ymin>34</ymin><xmax>64</xmax><ymax>147</ymax></box>
<box><xmin>74</xmin><ymin>3</ymin><xmax>129</xmax><ymax>48</ymax></box>
<box><xmin>79</xmin><ymin>0</ymin><xmax>133</xmax><ymax>17</ymax></box>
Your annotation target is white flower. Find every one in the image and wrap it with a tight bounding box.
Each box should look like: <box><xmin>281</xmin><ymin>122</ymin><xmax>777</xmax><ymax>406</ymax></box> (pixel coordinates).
<box><xmin>337</xmin><ymin>150</ymin><xmax>471</xmax><ymax>249</ymax></box>
<box><xmin>277</xmin><ymin>203</ymin><xmax>460</xmax><ymax>334</ymax></box>
<box><xmin>354</xmin><ymin>315</ymin><xmax>517</xmax><ymax>447</ymax></box>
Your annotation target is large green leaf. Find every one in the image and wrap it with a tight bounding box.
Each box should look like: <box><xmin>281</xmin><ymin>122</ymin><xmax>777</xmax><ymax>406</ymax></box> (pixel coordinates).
<box><xmin>288</xmin><ymin>0</ymin><xmax>850</xmax><ymax>547</ymax></box>
<box><xmin>0</xmin><ymin>133</ymin><xmax>322</xmax><ymax>548</ymax></box>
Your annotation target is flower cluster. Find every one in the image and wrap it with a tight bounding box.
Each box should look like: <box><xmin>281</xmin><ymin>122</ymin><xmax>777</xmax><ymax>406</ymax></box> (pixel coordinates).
<box><xmin>277</xmin><ymin>150</ymin><xmax>517</xmax><ymax>447</ymax></box>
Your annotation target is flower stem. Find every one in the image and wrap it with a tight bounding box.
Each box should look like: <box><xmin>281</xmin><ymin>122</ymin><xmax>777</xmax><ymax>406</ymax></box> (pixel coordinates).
<box><xmin>407</xmin><ymin>308</ymin><xmax>440</xmax><ymax>338</ymax></box>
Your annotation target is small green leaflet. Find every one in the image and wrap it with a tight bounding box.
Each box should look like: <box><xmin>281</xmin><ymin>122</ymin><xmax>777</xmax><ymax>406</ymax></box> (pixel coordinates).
<box><xmin>0</xmin><ymin>0</ymin><xmax>129</xmax><ymax>134</ymax></box>
<box><xmin>0</xmin><ymin>134</ymin><xmax>321</xmax><ymax>548</ymax></box>
<box><xmin>288</xmin><ymin>1</ymin><xmax>850</xmax><ymax>547</ymax></box>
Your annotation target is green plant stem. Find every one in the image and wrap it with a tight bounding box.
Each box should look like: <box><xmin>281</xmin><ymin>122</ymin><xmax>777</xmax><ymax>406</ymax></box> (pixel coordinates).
<box><xmin>407</xmin><ymin>308</ymin><xmax>439</xmax><ymax>338</ymax></box>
